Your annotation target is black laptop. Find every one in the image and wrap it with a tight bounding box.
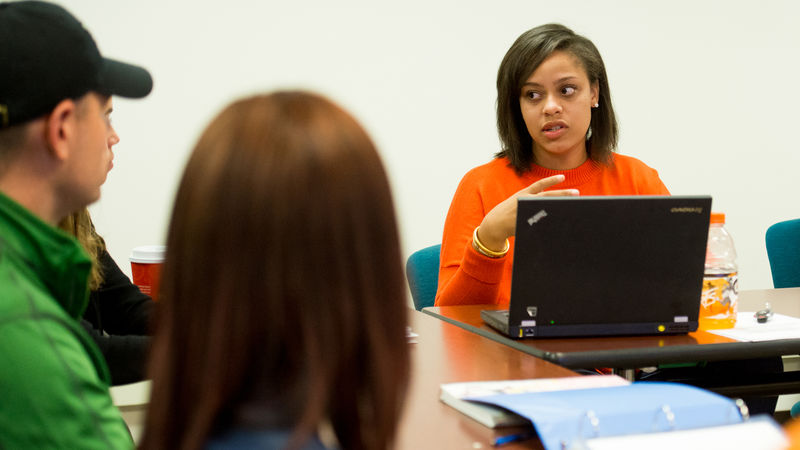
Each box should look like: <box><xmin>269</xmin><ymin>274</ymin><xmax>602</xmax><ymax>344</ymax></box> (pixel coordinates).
<box><xmin>481</xmin><ymin>196</ymin><xmax>711</xmax><ymax>338</ymax></box>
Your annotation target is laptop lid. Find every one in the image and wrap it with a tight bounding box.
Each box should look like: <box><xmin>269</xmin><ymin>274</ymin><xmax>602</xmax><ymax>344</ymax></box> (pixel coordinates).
<box><xmin>497</xmin><ymin>195</ymin><xmax>711</xmax><ymax>338</ymax></box>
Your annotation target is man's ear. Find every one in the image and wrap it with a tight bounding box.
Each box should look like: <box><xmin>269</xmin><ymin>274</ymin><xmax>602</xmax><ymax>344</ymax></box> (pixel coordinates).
<box><xmin>43</xmin><ymin>99</ymin><xmax>78</xmax><ymax>162</ymax></box>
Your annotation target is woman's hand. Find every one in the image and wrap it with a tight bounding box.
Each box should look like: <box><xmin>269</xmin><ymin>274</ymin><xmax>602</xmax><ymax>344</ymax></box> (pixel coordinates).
<box><xmin>476</xmin><ymin>175</ymin><xmax>578</xmax><ymax>251</ymax></box>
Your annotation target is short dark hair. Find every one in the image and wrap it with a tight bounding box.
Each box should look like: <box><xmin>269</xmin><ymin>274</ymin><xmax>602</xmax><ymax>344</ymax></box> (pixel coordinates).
<box><xmin>496</xmin><ymin>23</ymin><xmax>618</xmax><ymax>173</ymax></box>
<box><xmin>142</xmin><ymin>91</ymin><xmax>410</xmax><ymax>450</ymax></box>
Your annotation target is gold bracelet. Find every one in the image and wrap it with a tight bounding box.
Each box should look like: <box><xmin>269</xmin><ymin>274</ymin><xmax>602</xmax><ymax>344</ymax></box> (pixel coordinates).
<box><xmin>472</xmin><ymin>226</ymin><xmax>509</xmax><ymax>258</ymax></box>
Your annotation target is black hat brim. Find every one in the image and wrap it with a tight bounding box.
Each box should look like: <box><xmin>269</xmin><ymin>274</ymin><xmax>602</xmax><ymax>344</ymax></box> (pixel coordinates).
<box><xmin>98</xmin><ymin>58</ymin><xmax>153</xmax><ymax>99</ymax></box>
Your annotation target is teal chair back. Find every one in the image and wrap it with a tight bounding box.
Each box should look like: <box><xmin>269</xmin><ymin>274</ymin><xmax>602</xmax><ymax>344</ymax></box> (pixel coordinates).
<box><xmin>406</xmin><ymin>244</ymin><xmax>441</xmax><ymax>310</ymax></box>
<box><xmin>766</xmin><ymin>219</ymin><xmax>800</xmax><ymax>288</ymax></box>
<box><xmin>770</xmin><ymin>219</ymin><xmax>800</xmax><ymax>419</ymax></box>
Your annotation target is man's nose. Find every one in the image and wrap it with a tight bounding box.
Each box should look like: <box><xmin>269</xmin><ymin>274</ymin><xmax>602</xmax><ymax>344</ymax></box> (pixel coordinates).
<box><xmin>108</xmin><ymin>128</ymin><xmax>120</xmax><ymax>147</ymax></box>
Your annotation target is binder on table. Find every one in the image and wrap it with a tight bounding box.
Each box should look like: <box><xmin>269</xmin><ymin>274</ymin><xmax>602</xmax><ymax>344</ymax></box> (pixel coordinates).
<box><xmin>464</xmin><ymin>381</ymin><xmax>757</xmax><ymax>450</ymax></box>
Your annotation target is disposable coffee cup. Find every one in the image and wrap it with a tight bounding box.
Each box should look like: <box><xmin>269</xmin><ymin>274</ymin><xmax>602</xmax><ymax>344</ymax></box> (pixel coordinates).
<box><xmin>130</xmin><ymin>245</ymin><xmax>166</xmax><ymax>301</ymax></box>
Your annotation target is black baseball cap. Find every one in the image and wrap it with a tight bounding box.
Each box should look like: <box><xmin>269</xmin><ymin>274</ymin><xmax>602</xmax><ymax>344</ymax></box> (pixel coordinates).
<box><xmin>0</xmin><ymin>1</ymin><xmax>153</xmax><ymax>128</ymax></box>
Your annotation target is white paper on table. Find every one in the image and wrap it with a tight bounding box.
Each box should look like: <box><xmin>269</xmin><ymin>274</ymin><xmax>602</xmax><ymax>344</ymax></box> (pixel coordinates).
<box><xmin>706</xmin><ymin>312</ymin><xmax>800</xmax><ymax>342</ymax></box>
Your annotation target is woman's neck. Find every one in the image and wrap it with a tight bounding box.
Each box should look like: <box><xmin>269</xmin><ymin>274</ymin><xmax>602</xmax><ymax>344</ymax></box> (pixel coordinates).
<box><xmin>531</xmin><ymin>147</ymin><xmax>588</xmax><ymax>170</ymax></box>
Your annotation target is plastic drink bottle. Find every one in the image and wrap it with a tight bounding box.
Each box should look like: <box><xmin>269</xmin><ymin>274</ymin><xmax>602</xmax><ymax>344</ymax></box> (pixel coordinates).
<box><xmin>698</xmin><ymin>212</ymin><xmax>738</xmax><ymax>330</ymax></box>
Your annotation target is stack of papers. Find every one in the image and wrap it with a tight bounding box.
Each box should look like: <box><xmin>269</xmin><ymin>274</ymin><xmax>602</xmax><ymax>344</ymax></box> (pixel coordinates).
<box><xmin>440</xmin><ymin>376</ymin><xmax>629</xmax><ymax>428</ymax></box>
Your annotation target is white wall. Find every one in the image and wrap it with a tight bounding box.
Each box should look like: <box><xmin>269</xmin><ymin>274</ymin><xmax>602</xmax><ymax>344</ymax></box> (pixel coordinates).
<box><xmin>55</xmin><ymin>0</ymin><xmax>799</xmax><ymax>291</ymax></box>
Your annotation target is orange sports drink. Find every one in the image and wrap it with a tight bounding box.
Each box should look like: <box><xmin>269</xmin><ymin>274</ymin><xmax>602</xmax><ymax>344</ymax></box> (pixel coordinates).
<box><xmin>698</xmin><ymin>212</ymin><xmax>738</xmax><ymax>330</ymax></box>
<box><xmin>698</xmin><ymin>272</ymin><xmax>738</xmax><ymax>329</ymax></box>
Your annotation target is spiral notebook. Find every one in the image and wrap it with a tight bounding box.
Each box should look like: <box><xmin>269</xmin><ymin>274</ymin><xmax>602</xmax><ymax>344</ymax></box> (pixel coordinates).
<box><xmin>481</xmin><ymin>196</ymin><xmax>712</xmax><ymax>338</ymax></box>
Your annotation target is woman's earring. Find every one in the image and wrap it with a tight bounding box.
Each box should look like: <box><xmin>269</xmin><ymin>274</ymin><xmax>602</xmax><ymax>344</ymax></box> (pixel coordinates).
<box><xmin>592</xmin><ymin>102</ymin><xmax>599</xmax><ymax>108</ymax></box>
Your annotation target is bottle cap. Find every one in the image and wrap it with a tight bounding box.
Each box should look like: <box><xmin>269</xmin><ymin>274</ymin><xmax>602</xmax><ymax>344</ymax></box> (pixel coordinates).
<box><xmin>710</xmin><ymin>212</ymin><xmax>725</xmax><ymax>224</ymax></box>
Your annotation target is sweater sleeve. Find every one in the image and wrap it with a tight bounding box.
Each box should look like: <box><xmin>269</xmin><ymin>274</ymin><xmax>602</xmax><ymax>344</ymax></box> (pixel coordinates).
<box><xmin>80</xmin><ymin>319</ymin><xmax>150</xmax><ymax>385</ymax></box>
<box><xmin>435</xmin><ymin>171</ymin><xmax>509</xmax><ymax>306</ymax></box>
<box><xmin>640</xmin><ymin>170</ymin><xmax>670</xmax><ymax>195</ymax></box>
<box><xmin>631</xmin><ymin>157</ymin><xmax>671</xmax><ymax>195</ymax></box>
<box><xmin>90</xmin><ymin>250</ymin><xmax>154</xmax><ymax>335</ymax></box>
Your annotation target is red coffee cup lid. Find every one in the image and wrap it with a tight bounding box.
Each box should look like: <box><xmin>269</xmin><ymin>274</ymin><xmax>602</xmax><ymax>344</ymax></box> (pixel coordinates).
<box><xmin>129</xmin><ymin>245</ymin><xmax>166</xmax><ymax>263</ymax></box>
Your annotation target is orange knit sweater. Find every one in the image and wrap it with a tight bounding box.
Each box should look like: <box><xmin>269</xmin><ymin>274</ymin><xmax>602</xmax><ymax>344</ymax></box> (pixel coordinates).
<box><xmin>436</xmin><ymin>154</ymin><xmax>670</xmax><ymax>307</ymax></box>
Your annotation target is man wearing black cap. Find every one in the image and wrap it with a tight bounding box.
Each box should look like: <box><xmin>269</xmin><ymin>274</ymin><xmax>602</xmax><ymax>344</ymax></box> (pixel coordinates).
<box><xmin>0</xmin><ymin>1</ymin><xmax>152</xmax><ymax>447</ymax></box>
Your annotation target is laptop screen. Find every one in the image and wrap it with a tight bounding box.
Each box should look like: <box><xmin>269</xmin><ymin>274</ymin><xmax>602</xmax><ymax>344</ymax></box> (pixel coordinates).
<box><xmin>508</xmin><ymin>196</ymin><xmax>711</xmax><ymax>331</ymax></box>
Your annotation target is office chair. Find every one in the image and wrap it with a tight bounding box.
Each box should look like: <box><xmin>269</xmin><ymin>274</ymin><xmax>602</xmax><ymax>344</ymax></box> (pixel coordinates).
<box><xmin>765</xmin><ymin>219</ymin><xmax>800</xmax><ymax>417</ymax></box>
<box><xmin>406</xmin><ymin>244</ymin><xmax>441</xmax><ymax>310</ymax></box>
<box><xmin>765</xmin><ymin>219</ymin><xmax>800</xmax><ymax>289</ymax></box>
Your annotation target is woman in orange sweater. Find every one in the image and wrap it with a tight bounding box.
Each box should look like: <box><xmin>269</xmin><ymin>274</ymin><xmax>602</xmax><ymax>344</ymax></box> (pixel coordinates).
<box><xmin>437</xmin><ymin>23</ymin><xmax>670</xmax><ymax>307</ymax></box>
<box><xmin>435</xmin><ymin>24</ymin><xmax>782</xmax><ymax>417</ymax></box>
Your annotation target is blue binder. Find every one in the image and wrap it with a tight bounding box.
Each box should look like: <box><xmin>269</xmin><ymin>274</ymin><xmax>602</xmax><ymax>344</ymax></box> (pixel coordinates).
<box><xmin>467</xmin><ymin>382</ymin><xmax>745</xmax><ymax>450</ymax></box>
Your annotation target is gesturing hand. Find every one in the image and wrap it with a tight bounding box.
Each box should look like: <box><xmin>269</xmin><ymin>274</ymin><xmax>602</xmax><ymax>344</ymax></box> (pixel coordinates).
<box><xmin>476</xmin><ymin>175</ymin><xmax>579</xmax><ymax>251</ymax></box>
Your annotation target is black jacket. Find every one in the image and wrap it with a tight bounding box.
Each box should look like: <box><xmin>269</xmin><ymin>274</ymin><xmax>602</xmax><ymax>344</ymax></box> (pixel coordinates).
<box><xmin>80</xmin><ymin>249</ymin><xmax>154</xmax><ymax>385</ymax></box>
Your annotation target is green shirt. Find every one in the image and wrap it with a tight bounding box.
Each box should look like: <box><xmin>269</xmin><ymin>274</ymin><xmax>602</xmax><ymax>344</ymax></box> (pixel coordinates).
<box><xmin>0</xmin><ymin>192</ymin><xmax>132</xmax><ymax>449</ymax></box>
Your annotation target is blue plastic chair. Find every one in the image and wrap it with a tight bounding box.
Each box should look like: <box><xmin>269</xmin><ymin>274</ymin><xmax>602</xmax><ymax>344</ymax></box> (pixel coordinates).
<box><xmin>406</xmin><ymin>244</ymin><xmax>441</xmax><ymax>310</ymax></box>
<box><xmin>765</xmin><ymin>219</ymin><xmax>800</xmax><ymax>289</ymax></box>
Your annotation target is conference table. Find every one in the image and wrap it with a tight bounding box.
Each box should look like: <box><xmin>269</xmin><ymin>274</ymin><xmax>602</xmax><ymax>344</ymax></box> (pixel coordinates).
<box><xmin>113</xmin><ymin>310</ymin><xmax>576</xmax><ymax>449</ymax></box>
<box><xmin>397</xmin><ymin>311</ymin><xmax>576</xmax><ymax>449</ymax></box>
<box><xmin>114</xmin><ymin>289</ymin><xmax>799</xmax><ymax>448</ymax></box>
<box><xmin>422</xmin><ymin>287</ymin><xmax>800</xmax><ymax>397</ymax></box>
